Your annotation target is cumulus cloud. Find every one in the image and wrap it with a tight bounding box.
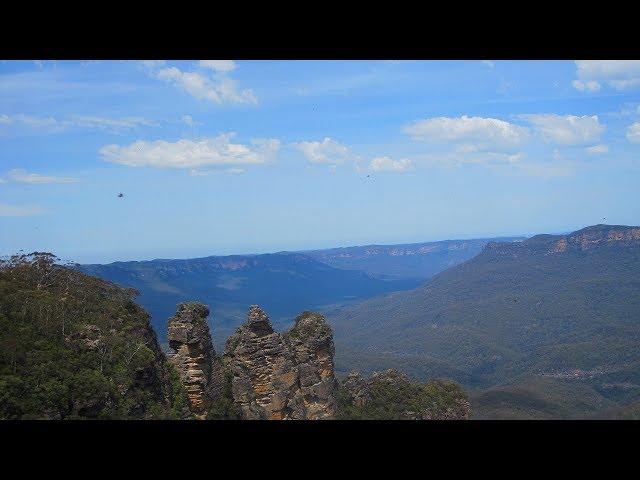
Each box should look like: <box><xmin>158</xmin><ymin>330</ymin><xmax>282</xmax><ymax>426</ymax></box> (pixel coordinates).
<box><xmin>0</xmin><ymin>203</ymin><xmax>43</xmax><ymax>216</ymax></box>
<box><xmin>403</xmin><ymin>115</ymin><xmax>529</xmax><ymax>153</ymax></box>
<box><xmin>199</xmin><ymin>60</ymin><xmax>237</xmax><ymax>73</ymax></box>
<box><xmin>99</xmin><ymin>134</ymin><xmax>280</xmax><ymax>170</ymax></box>
<box><xmin>520</xmin><ymin>114</ymin><xmax>605</xmax><ymax>145</ymax></box>
<box><xmin>627</xmin><ymin>122</ymin><xmax>640</xmax><ymax>143</ymax></box>
<box><xmin>148</xmin><ymin>61</ymin><xmax>256</xmax><ymax>105</ymax></box>
<box><xmin>293</xmin><ymin>137</ymin><xmax>354</xmax><ymax>165</ymax></box>
<box><xmin>585</xmin><ymin>144</ymin><xmax>609</xmax><ymax>154</ymax></box>
<box><xmin>7</xmin><ymin>169</ymin><xmax>79</xmax><ymax>184</ymax></box>
<box><xmin>573</xmin><ymin>60</ymin><xmax>640</xmax><ymax>92</ymax></box>
<box><xmin>369</xmin><ymin>156</ymin><xmax>412</xmax><ymax>172</ymax></box>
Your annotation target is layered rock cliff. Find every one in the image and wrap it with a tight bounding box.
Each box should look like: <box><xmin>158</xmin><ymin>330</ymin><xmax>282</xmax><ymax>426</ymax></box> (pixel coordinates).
<box><xmin>485</xmin><ymin>224</ymin><xmax>640</xmax><ymax>257</ymax></box>
<box><xmin>223</xmin><ymin>306</ymin><xmax>338</xmax><ymax>419</ymax></box>
<box><xmin>167</xmin><ymin>303</ymin><xmax>222</xmax><ymax>417</ymax></box>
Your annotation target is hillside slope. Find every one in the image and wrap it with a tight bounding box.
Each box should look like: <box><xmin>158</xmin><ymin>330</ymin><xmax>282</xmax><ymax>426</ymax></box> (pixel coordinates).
<box><xmin>0</xmin><ymin>253</ymin><xmax>189</xmax><ymax>419</ymax></box>
<box><xmin>329</xmin><ymin>224</ymin><xmax>640</xmax><ymax>414</ymax></box>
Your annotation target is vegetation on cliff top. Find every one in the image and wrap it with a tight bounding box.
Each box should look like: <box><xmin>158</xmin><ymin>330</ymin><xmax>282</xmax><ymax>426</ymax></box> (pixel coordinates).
<box><xmin>0</xmin><ymin>253</ymin><xmax>189</xmax><ymax>419</ymax></box>
<box><xmin>337</xmin><ymin>369</ymin><xmax>469</xmax><ymax>420</ymax></box>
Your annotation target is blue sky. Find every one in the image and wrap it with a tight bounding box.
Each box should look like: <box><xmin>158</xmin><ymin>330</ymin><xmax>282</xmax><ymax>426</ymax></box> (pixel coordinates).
<box><xmin>1</xmin><ymin>60</ymin><xmax>639</xmax><ymax>263</ymax></box>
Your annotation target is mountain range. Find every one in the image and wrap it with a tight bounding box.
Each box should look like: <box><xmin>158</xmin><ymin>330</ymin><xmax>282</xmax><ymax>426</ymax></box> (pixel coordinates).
<box><xmin>327</xmin><ymin>224</ymin><xmax>640</xmax><ymax>418</ymax></box>
<box><xmin>79</xmin><ymin>237</ymin><xmax>516</xmax><ymax>347</ymax></box>
<box><xmin>76</xmin><ymin>224</ymin><xmax>640</xmax><ymax>418</ymax></box>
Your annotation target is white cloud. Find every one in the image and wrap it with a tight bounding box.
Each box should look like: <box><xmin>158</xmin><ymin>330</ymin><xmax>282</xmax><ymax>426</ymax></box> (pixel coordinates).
<box><xmin>67</xmin><ymin>115</ymin><xmax>155</xmax><ymax>130</ymax></box>
<box><xmin>140</xmin><ymin>60</ymin><xmax>166</xmax><ymax>68</ymax></box>
<box><xmin>0</xmin><ymin>203</ymin><xmax>43</xmax><ymax>216</ymax></box>
<box><xmin>7</xmin><ymin>169</ymin><xmax>79</xmax><ymax>184</ymax></box>
<box><xmin>199</xmin><ymin>60</ymin><xmax>237</xmax><ymax>73</ymax></box>
<box><xmin>182</xmin><ymin>115</ymin><xmax>201</xmax><ymax>127</ymax></box>
<box><xmin>404</xmin><ymin>116</ymin><xmax>529</xmax><ymax>153</ymax></box>
<box><xmin>627</xmin><ymin>122</ymin><xmax>640</xmax><ymax>143</ymax></box>
<box><xmin>99</xmin><ymin>134</ymin><xmax>280</xmax><ymax>169</ymax></box>
<box><xmin>0</xmin><ymin>114</ymin><xmax>155</xmax><ymax>133</ymax></box>
<box><xmin>585</xmin><ymin>144</ymin><xmax>609</xmax><ymax>154</ymax></box>
<box><xmin>572</xmin><ymin>80</ymin><xmax>601</xmax><ymax>92</ymax></box>
<box><xmin>520</xmin><ymin>114</ymin><xmax>605</xmax><ymax>145</ymax></box>
<box><xmin>369</xmin><ymin>156</ymin><xmax>412</xmax><ymax>173</ymax></box>
<box><xmin>294</xmin><ymin>138</ymin><xmax>354</xmax><ymax>165</ymax></box>
<box><xmin>1</xmin><ymin>114</ymin><xmax>58</xmax><ymax>129</ymax></box>
<box><xmin>573</xmin><ymin>60</ymin><xmax>640</xmax><ymax>91</ymax></box>
<box><xmin>552</xmin><ymin>149</ymin><xmax>564</xmax><ymax>161</ymax></box>
<box><xmin>152</xmin><ymin>64</ymin><xmax>256</xmax><ymax>105</ymax></box>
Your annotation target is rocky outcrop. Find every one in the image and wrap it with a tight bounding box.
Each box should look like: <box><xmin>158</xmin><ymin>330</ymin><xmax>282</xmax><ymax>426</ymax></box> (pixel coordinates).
<box><xmin>166</xmin><ymin>302</ymin><xmax>467</xmax><ymax>420</ymax></box>
<box><xmin>167</xmin><ymin>302</ymin><xmax>222</xmax><ymax>417</ymax></box>
<box><xmin>223</xmin><ymin>306</ymin><xmax>338</xmax><ymax>420</ymax></box>
<box><xmin>339</xmin><ymin>369</ymin><xmax>470</xmax><ymax>420</ymax></box>
<box><xmin>285</xmin><ymin>311</ymin><xmax>339</xmax><ymax>419</ymax></box>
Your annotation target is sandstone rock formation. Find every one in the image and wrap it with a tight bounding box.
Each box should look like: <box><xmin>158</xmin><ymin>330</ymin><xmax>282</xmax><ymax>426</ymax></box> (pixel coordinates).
<box><xmin>167</xmin><ymin>302</ymin><xmax>222</xmax><ymax>417</ymax></box>
<box><xmin>223</xmin><ymin>306</ymin><xmax>338</xmax><ymax>420</ymax></box>
<box><xmin>166</xmin><ymin>302</ymin><xmax>467</xmax><ymax>420</ymax></box>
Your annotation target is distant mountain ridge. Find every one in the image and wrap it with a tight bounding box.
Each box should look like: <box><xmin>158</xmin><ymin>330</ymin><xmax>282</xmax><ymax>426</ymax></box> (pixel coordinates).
<box><xmin>328</xmin><ymin>224</ymin><xmax>640</xmax><ymax>418</ymax></box>
<box><xmin>300</xmin><ymin>236</ymin><xmax>525</xmax><ymax>280</ymax></box>
<box><xmin>79</xmin><ymin>235</ymin><xmax>523</xmax><ymax>347</ymax></box>
<box><xmin>79</xmin><ymin>252</ymin><xmax>422</xmax><ymax>347</ymax></box>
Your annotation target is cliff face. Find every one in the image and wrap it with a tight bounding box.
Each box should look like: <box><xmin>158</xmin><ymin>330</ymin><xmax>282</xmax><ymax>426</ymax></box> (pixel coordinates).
<box><xmin>167</xmin><ymin>303</ymin><xmax>222</xmax><ymax>417</ymax></box>
<box><xmin>485</xmin><ymin>224</ymin><xmax>640</xmax><ymax>257</ymax></box>
<box><xmin>166</xmin><ymin>303</ymin><xmax>467</xmax><ymax>420</ymax></box>
<box><xmin>285</xmin><ymin>311</ymin><xmax>339</xmax><ymax>419</ymax></box>
<box><xmin>223</xmin><ymin>306</ymin><xmax>339</xmax><ymax>420</ymax></box>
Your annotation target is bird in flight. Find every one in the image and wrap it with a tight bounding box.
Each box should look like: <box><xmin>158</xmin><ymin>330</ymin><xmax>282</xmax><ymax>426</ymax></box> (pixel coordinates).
<box><xmin>117</xmin><ymin>193</ymin><xmax>124</xmax><ymax>198</ymax></box>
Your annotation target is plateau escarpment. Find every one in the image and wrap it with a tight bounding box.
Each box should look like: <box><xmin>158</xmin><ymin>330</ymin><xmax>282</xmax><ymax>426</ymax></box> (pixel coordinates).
<box><xmin>330</xmin><ymin>224</ymin><xmax>640</xmax><ymax>418</ymax></box>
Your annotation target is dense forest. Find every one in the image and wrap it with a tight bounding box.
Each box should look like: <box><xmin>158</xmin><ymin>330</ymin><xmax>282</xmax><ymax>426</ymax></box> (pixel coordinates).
<box><xmin>0</xmin><ymin>253</ymin><xmax>190</xmax><ymax>419</ymax></box>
